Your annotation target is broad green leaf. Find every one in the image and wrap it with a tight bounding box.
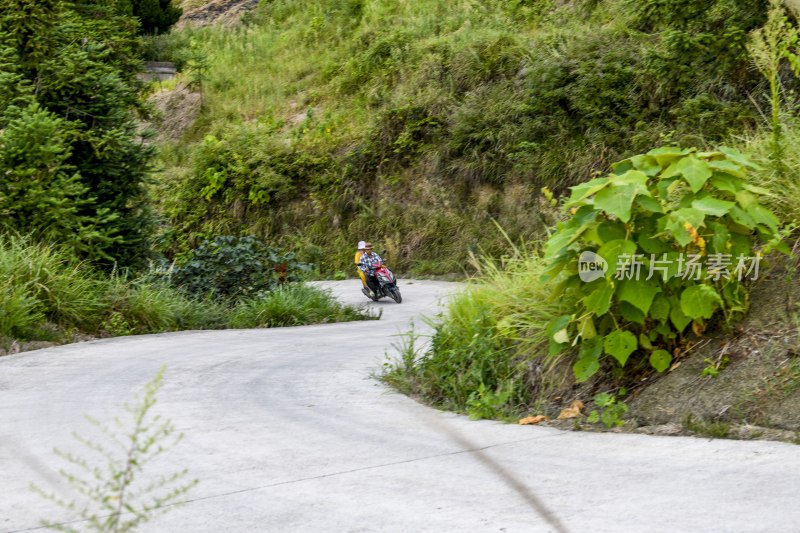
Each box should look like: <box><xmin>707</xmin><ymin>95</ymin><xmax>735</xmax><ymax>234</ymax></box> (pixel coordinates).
<box><xmin>553</xmin><ymin>328</ymin><xmax>570</xmax><ymax>344</ymax></box>
<box><xmin>611</xmin><ymin>159</ymin><xmax>634</xmax><ymax>175</ymax></box>
<box><xmin>574</xmin><ymin>337</ymin><xmax>602</xmax><ymax>383</ymax></box>
<box><xmin>619</xmin><ymin>302</ymin><xmax>645</xmax><ymax>324</ymax></box>
<box><xmin>597</xmin><ymin>239</ymin><xmax>637</xmax><ymax>277</ymax></box>
<box><xmin>596</xmin><ymin>220</ymin><xmax>627</xmax><ymax>243</ymax></box>
<box><xmin>610</xmin><ymin>169</ymin><xmax>650</xmax><ymax>187</ymax></box>
<box><xmin>691</xmin><ymin>196</ymin><xmax>735</xmax><ymax>217</ymax></box>
<box><xmin>680</xmin><ymin>285</ymin><xmax>723</xmax><ymax>320</ymax></box>
<box><xmin>709</xmin><ymin>173</ymin><xmax>744</xmax><ymax>194</ymax></box>
<box><xmin>743</xmin><ymin>183</ymin><xmax>773</xmax><ymax>195</ymax></box>
<box><xmin>545</xmin><ymin>206</ymin><xmax>599</xmax><ymax>258</ymax></box>
<box><xmin>650</xmin><ymin>293</ymin><xmax>670</xmax><ymax>321</ymax></box>
<box><xmin>708</xmin><ymin>159</ymin><xmax>745</xmax><ymax>178</ymax></box>
<box><xmin>630</xmin><ymin>154</ymin><xmax>662</xmax><ymax>176</ymax></box>
<box><xmin>573</xmin><ymin>357</ymin><xmax>600</xmax><ymax>383</ymax></box>
<box><xmin>544</xmin><ymin>226</ymin><xmax>580</xmax><ymax>259</ymax></box>
<box><xmin>719</xmin><ymin>146</ymin><xmax>763</xmax><ymax>170</ymax></box>
<box><xmin>635</xmin><ymin>195</ymin><xmax>664</xmax><ymax>213</ymax></box>
<box><xmin>656</xmin><ymin>177</ymin><xmax>680</xmax><ymax>200</ymax></box>
<box><xmin>540</xmin><ymin>251</ymin><xmax>573</xmax><ymax>283</ymax></box>
<box><xmin>639</xmin><ymin>333</ymin><xmax>653</xmax><ymax>350</ymax></box>
<box><xmin>734</xmin><ymin>190</ymin><xmax>757</xmax><ymax>209</ymax></box>
<box><xmin>547</xmin><ymin>315</ymin><xmax>572</xmax><ymax>355</ymax></box>
<box><xmin>668</xmin><ymin>295</ymin><xmax>691</xmax><ymax>331</ymax></box>
<box><xmin>662</xmin><ymin>155</ymin><xmax>713</xmax><ymax>193</ymax></box>
<box><xmin>729</xmin><ymin>232</ymin><xmax>752</xmax><ymax>258</ymax></box>
<box><xmin>728</xmin><ymin>205</ymin><xmax>756</xmax><ymax>229</ymax></box>
<box><xmin>617</xmin><ymin>278</ymin><xmax>661</xmax><ymax>314</ymax></box>
<box><xmin>665</xmin><ymin>208</ymin><xmax>705</xmax><ymax>246</ymax></box>
<box><xmin>595</xmin><ymin>183</ymin><xmax>643</xmax><ymax>222</ymax></box>
<box><xmin>578</xmin><ymin>315</ymin><xmax>597</xmax><ymax>340</ymax></box>
<box><xmin>637</xmin><ymin>219</ymin><xmax>671</xmax><ymax>254</ymax></box>
<box><xmin>565</xmin><ymin>178</ymin><xmax>611</xmax><ymax>207</ymax></box>
<box><xmin>746</xmin><ymin>204</ymin><xmax>780</xmax><ymax>233</ymax></box>
<box><xmin>650</xmin><ymin>251</ymin><xmax>683</xmax><ymax>280</ymax></box>
<box><xmin>584</xmin><ymin>281</ymin><xmax>615</xmax><ymax>316</ymax></box>
<box><xmin>603</xmin><ymin>330</ymin><xmax>637</xmax><ymax>367</ymax></box>
<box><xmin>650</xmin><ymin>349</ymin><xmax>672</xmax><ymax>372</ymax></box>
<box><xmin>647</xmin><ymin>146</ymin><xmax>691</xmax><ymax>167</ymax></box>
<box><xmin>579</xmin><ymin>335</ymin><xmax>603</xmax><ymax>360</ymax></box>
<box><xmin>708</xmin><ymin>222</ymin><xmax>730</xmax><ymax>254</ymax></box>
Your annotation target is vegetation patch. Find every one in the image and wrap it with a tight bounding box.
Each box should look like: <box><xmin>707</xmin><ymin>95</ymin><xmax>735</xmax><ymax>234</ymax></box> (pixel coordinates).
<box><xmin>0</xmin><ymin>236</ymin><xmax>373</xmax><ymax>355</ymax></box>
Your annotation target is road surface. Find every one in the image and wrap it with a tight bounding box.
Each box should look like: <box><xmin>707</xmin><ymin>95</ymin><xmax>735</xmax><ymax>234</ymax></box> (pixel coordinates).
<box><xmin>1</xmin><ymin>280</ymin><xmax>798</xmax><ymax>532</ymax></box>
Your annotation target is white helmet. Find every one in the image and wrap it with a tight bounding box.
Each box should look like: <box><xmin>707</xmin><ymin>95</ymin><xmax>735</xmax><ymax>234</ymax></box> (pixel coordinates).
<box><xmin>357</xmin><ymin>240</ymin><xmax>367</xmax><ymax>249</ymax></box>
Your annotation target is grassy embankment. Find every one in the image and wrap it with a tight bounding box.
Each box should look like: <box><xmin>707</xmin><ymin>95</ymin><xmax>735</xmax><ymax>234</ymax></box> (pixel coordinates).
<box><xmin>148</xmin><ymin>0</ymin><xmax>774</xmax><ymax>275</ymax></box>
<box><xmin>0</xmin><ymin>236</ymin><xmax>370</xmax><ymax>354</ymax></box>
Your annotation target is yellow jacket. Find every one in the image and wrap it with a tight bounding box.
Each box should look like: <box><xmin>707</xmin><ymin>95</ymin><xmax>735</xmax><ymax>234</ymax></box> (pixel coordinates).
<box><xmin>355</xmin><ymin>251</ymin><xmax>366</xmax><ymax>285</ymax></box>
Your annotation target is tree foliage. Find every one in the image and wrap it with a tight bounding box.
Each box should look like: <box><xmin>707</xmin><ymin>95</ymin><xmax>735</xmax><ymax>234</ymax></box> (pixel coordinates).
<box><xmin>171</xmin><ymin>236</ymin><xmax>314</xmax><ymax>300</ymax></box>
<box><xmin>0</xmin><ymin>0</ymin><xmax>154</xmax><ymax>266</ymax></box>
<box><xmin>126</xmin><ymin>0</ymin><xmax>182</xmax><ymax>35</ymax></box>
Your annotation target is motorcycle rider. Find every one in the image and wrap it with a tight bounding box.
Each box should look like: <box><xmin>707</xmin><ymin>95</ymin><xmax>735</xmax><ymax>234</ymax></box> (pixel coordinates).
<box><xmin>357</xmin><ymin>242</ymin><xmax>383</xmax><ymax>298</ymax></box>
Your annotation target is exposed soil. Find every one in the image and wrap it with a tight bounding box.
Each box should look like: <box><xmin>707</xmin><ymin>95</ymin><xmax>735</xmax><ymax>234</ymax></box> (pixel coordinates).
<box><xmin>147</xmin><ymin>82</ymin><xmax>202</xmax><ymax>142</ymax></box>
<box><xmin>177</xmin><ymin>0</ymin><xmax>259</xmax><ymax>28</ymax></box>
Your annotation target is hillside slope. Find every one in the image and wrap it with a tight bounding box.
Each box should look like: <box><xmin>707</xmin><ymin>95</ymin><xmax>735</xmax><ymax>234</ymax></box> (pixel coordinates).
<box><xmin>151</xmin><ymin>0</ymin><xmax>777</xmax><ymax>275</ymax></box>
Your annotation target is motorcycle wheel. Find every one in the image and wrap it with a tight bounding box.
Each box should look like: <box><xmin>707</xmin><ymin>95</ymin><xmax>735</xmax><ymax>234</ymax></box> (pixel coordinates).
<box><xmin>389</xmin><ymin>287</ymin><xmax>402</xmax><ymax>303</ymax></box>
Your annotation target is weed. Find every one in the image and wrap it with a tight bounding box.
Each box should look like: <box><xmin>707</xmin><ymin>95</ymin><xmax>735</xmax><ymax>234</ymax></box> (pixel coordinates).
<box><xmin>33</xmin><ymin>368</ymin><xmax>197</xmax><ymax>531</ymax></box>
<box><xmin>702</xmin><ymin>356</ymin><xmax>731</xmax><ymax>378</ymax></box>
<box><xmin>228</xmin><ymin>284</ymin><xmax>374</xmax><ymax>328</ymax></box>
<box><xmin>684</xmin><ymin>414</ymin><xmax>731</xmax><ymax>439</ymax></box>
<box><xmin>587</xmin><ymin>392</ymin><xmax>628</xmax><ymax>428</ymax></box>
<box><xmin>466</xmin><ymin>382</ymin><xmax>514</xmax><ymax>421</ymax></box>
<box><xmin>381</xmin><ymin>243</ymin><xmax>571</xmax><ymax>418</ymax></box>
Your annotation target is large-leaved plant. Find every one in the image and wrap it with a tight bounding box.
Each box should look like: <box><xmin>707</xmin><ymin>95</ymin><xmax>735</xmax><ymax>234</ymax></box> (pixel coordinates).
<box><xmin>543</xmin><ymin>147</ymin><xmax>787</xmax><ymax>382</ymax></box>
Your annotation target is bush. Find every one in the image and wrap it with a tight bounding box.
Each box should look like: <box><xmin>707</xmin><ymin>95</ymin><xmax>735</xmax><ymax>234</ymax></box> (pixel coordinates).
<box><xmin>382</xmin><ymin>246</ymin><xmax>570</xmax><ymax>417</ymax></box>
<box><xmin>543</xmin><ymin>146</ymin><xmax>787</xmax><ymax>383</ymax></box>
<box><xmin>0</xmin><ymin>236</ymin><xmax>364</xmax><ymax>347</ymax></box>
<box><xmin>229</xmin><ymin>284</ymin><xmax>372</xmax><ymax>328</ymax></box>
<box><xmin>171</xmin><ymin>235</ymin><xmax>313</xmax><ymax>300</ymax></box>
<box><xmin>0</xmin><ymin>235</ymin><xmax>106</xmax><ymax>331</ymax></box>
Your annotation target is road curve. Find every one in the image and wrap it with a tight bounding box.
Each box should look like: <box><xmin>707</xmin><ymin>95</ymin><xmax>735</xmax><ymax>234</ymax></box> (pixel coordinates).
<box><xmin>1</xmin><ymin>280</ymin><xmax>798</xmax><ymax>532</ymax></box>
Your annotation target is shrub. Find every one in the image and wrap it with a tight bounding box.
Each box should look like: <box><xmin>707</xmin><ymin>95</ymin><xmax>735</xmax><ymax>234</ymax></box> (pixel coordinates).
<box><xmin>382</xmin><ymin>245</ymin><xmax>570</xmax><ymax>417</ymax></box>
<box><xmin>543</xmin><ymin>146</ymin><xmax>787</xmax><ymax>383</ymax></box>
<box><xmin>0</xmin><ymin>235</ymin><xmax>106</xmax><ymax>331</ymax></box>
<box><xmin>171</xmin><ymin>235</ymin><xmax>314</xmax><ymax>300</ymax></box>
<box><xmin>0</xmin><ymin>283</ymin><xmax>43</xmax><ymax>339</ymax></box>
<box><xmin>228</xmin><ymin>284</ymin><xmax>372</xmax><ymax>328</ymax></box>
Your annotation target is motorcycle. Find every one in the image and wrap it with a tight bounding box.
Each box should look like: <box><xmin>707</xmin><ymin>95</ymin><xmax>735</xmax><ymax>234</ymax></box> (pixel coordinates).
<box><xmin>362</xmin><ymin>263</ymin><xmax>402</xmax><ymax>303</ymax></box>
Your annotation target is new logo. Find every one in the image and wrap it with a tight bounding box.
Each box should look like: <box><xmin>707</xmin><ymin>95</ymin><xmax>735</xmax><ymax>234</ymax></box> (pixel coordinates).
<box><xmin>578</xmin><ymin>251</ymin><xmax>608</xmax><ymax>282</ymax></box>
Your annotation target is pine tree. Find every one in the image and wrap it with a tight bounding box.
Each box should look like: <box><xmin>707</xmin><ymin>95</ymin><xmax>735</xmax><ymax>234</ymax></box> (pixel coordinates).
<box><xmin>0</xmin><ymin>0</ymin><xmax>156</xmax><ymax>267</ymax></box>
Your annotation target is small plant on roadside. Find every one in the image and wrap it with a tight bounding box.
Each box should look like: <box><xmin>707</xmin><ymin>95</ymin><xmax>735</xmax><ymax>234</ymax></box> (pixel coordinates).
<box><xmin>33</xmin><ymin>367</ymin><xmax>197</xmax><ymax>532</ymax></box>
<box><xmin>100</xmin><ymin>312</ymin><xmax>137</xmax><ymax>337</ymax></box>
<box><xmin>543</xmin><ymin>147</ymin><xmax>787</xmax><ymax>383</ymax></box>
<box><xmin>586</xmin><ymin>391</ymin><xmax>628</xmax><ymax>428</ymax></box>
<box><xmin>748</xmin><ymin>0</ymin><xmax>800</xmax><ymax>176</ymax></box>
<box><xmin>684</xmin><ymin>414</ymin><xmax>731</xmax><ymax>439</ymax></box>
<box><xmin>466</xmin><ymin>382</ymin><xmax>514</xmax><ymax>420</ymax></box>
<box><xmin>702</xmin><ymin>355</ymin><xmax>731</xmax><ymax>378</ymax></box>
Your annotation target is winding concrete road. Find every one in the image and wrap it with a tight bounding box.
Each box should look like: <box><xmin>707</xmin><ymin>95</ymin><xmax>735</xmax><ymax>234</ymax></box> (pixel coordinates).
<box><xmin>1</xmin><ymin>280</ymin><xmax>798</xmax><ymax>532</ymax></box>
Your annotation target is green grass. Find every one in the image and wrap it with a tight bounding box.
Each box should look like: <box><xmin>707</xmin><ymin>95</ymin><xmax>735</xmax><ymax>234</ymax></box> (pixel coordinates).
<box><xmin>0</xmin><ymin>236</ymin><xmax>372</xmax><ymax>349</ymax></box>
<box><xmin>149</xmin><ymin>0</ymin><xmax>774</xmax><ymax>275</ymax></box>
<box><xmin>229</xmin><ymin>284</ymin><xmax>374</xmax><ymax>328</ymax></box>
<box><xmin>382</xmin><ymin>242</ymin><xmax>572</xmax><ymax>419</ymax></box>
